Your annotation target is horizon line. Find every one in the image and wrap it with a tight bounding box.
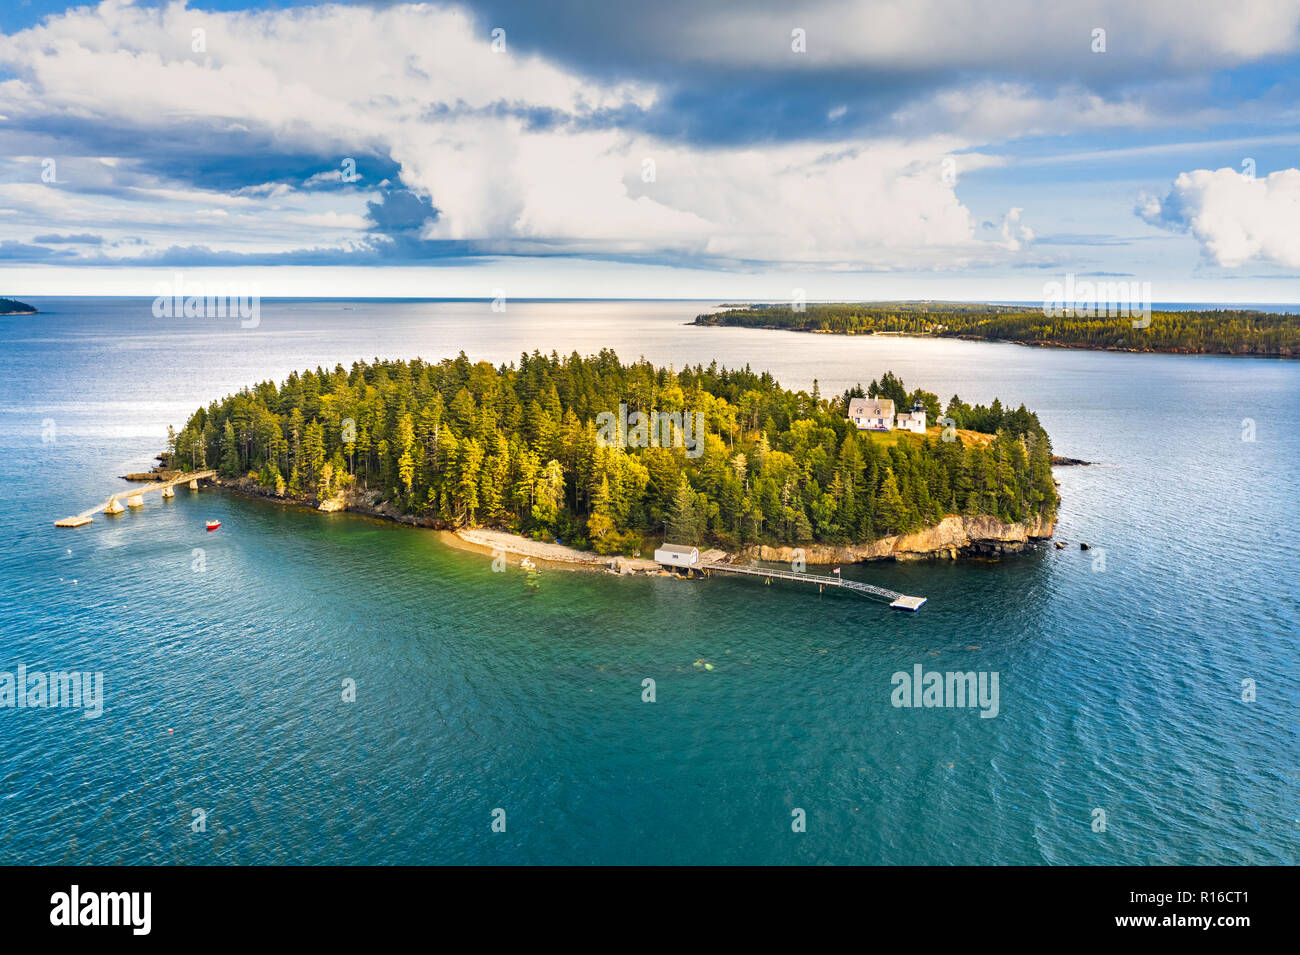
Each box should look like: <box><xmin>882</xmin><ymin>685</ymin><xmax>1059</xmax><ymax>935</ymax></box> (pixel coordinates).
<box><xmin>9</xmin><ymin>295</ymin><xmax>1300</xmax><ymax>308</ymax></box>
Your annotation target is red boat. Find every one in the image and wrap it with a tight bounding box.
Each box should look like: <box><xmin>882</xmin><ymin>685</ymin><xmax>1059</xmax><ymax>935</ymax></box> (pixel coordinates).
<box><xmin>206</xmin><ymin>520</ymin><xmax>221</xmax><ymax>531</ymax></box>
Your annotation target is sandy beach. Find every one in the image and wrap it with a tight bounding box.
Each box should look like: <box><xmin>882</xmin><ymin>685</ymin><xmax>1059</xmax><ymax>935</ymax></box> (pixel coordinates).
<box><xmin>444</xmin><ymin>527</ymin><xmax>664</xmax><ymax>573</ymax></box>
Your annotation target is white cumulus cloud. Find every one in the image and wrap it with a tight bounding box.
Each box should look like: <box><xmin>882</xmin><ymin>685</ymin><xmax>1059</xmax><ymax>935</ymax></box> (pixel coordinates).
<box><xmin>1138</xmin><ymin>167</ymin><xmax>1300</xmax><ymax>268</ymax></box>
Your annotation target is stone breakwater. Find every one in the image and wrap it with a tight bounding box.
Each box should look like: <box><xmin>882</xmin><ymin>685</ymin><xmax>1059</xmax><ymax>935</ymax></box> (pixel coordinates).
<box><xmin>742</xmin><ymin>514</ymin><xmax>1055</xmax><ymax>564</ymax></box>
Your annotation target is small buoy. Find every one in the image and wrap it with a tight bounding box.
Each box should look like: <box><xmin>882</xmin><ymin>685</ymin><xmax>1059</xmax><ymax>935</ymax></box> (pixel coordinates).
<box><xmin>168</xmin><ymin>729</ymin><xmax>173</xmax><ymax>734</ymax></box>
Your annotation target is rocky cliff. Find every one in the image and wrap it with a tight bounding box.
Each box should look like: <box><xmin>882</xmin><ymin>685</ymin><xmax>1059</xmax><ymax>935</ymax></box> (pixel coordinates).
<box><xmin>741</xmin><ymin>514</ymin><xmax>1054</xmax><ymax>564</ymax></box>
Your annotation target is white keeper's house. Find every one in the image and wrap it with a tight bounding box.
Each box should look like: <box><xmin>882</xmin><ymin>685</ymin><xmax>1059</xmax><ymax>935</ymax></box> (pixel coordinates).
<box><xmin>847</xmin><ymin>397</ymin><xmax>927</xmax><ymax>434</ymax></box>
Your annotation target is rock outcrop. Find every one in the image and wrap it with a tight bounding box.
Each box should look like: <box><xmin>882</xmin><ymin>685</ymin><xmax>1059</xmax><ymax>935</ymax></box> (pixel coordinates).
<box><xmin>740</xmin><ymin>514</ymin><xmax>1054</xmax><ymax>564</ymax></box>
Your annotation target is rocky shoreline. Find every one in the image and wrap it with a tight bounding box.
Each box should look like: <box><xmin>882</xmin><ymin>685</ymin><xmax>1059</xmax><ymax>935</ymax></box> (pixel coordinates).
<box><xmin>198</xmin><ymin>473</ymin><xmax>1055</xmax><ymax>570</ymax></box>
<box><xmin>740</xmin><ymin>513</ymin><xmax>1055</xmax><ymax>562</ymax></box>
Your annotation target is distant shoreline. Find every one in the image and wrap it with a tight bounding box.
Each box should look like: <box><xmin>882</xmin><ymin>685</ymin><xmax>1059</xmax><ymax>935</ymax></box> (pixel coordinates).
<box><xmin>693</xmin><ymin>320</ymin><xmax>1300</xmax><ymax>360</ymax></box>
<box><xmin>0</xmin><ymin>297</ymin><xmax>37</xmax><ymax>315</ymax></box>
<box><xmin>693</xmin><ymin>304</ymin><xmax>1300</xmax><ymax>359</ymax></box>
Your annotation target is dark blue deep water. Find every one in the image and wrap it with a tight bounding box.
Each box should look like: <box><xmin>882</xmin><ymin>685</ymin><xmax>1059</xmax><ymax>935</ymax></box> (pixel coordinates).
<box><xmin>1</xmin><ymin>298</ymin><xmax>1296</xmax><ymax>864</ymax></box>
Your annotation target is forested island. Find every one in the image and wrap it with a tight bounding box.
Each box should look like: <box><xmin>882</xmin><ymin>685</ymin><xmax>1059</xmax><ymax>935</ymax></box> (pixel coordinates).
<box><xmin>694</xmin><ymin>303</ymin><xmax>1300</xmax><ymax>357</ymax></box>
<box><xmin>0</xmin><ymin>298</ymin><xmax>36</xmax><ymax>315</ymax></box>
<box><xmin>164</xmin><ymin>352</ymin><xmax>1058</xmax><ymax>558</ymax></box>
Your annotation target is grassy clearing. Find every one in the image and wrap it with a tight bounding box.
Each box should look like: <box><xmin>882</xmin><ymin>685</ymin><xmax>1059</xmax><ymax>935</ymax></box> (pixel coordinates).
<box><xmin>861</xmin><ymin>426</ymin><xmax>993</xmax><ymax>448</ymax></box>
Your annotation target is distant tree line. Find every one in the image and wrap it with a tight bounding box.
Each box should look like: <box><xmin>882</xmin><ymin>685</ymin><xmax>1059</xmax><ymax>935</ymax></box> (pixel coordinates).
<box><xmin>0</xmin><ymin>298</ymin><xmax>36</xmax><ymax>314</ymax></box>
<box><xmin>167</xmin><ymin>351</ymin><xmax>1058</xmax><ymax>553</ymax></box>
<box><xmin>694</xmin><ymin>303</ymin><xmax>1300</xmax><ymax>357</ymax></box>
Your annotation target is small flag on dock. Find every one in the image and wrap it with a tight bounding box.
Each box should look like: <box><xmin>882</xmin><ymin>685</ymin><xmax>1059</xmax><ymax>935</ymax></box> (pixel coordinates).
<box><xmin>832</xmin><ymin>567</ymin><xmax>840</xmax><ymax>574</ymax></box>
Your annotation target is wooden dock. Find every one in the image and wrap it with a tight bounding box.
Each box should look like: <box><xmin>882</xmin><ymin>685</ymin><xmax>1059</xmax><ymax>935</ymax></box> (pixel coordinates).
<box><xmin>55</xmin><ymin>470</ymin><xmax>216</xmax><ymax>527</ymax></box>
<box><xmin>692</xmin><ymin>560</ymin><xmax>927</xmax><ymax>610</ymax></box>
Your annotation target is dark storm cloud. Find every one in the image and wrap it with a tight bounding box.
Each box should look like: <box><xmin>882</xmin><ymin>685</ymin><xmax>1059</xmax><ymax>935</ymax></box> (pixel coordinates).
<box><xmin>0</xmin><ymin>240</ymin><xmax>82</xmax><ymax>260</ymax></box>
<box><xmin>0</xmin><ymin>113</ymin><xmax>401</xmax><ymax>195</ymax></box>
<box><xmin>369</xmin><ymin>0</ymin><xmax>944</xmax><ymax>145</ymax></box>
<box><xmin>364</xmin><ymin>0</ymin><xmax>1165</xmax><ymax>146</ymax></box>
<box><xmin>365</xmin><ymin>188</ymin><xmax>439</xmax><ymax>232</ymax></box>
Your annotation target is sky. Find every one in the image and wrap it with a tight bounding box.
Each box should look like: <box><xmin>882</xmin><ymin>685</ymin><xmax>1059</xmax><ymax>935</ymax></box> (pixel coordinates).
<box><xmin>1</xmin><ymin>0</ymin><xmax>1300</xmax><ymax>301</ymax></box>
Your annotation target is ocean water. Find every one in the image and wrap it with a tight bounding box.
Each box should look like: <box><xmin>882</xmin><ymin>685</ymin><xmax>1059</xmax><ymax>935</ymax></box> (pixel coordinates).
<box><xmin>0</xmin><ymin>297</ymin><xmax>1295</xmax><ymax>865</ymax></box>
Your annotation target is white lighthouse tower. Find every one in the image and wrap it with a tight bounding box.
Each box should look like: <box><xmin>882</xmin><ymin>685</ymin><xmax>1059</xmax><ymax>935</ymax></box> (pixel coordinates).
<box><xmin>896</xmin><ymin>399</ymin><xmax>927</xmax><ymax>434</ymax></box>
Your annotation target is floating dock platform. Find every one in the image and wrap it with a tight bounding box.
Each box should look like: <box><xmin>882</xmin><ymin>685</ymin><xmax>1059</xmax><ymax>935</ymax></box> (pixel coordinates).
<box><xmin>889</xmin><ymin>594</ymin><xmax>928</xmax><ymax>611</ymax></box>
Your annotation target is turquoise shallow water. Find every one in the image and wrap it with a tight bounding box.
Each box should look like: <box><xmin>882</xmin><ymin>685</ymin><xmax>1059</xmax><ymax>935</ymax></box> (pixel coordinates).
<box><xmin>0</xmin><ymin>297</ymin><xmax>1296</xmax><ymax>864</ymax></box>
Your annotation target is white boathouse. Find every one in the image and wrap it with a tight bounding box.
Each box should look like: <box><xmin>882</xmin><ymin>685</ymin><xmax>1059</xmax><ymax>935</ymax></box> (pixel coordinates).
<box><xmin>654</xmin><ymin>543</ymin><xmax>699</xmax><ymax>568</ymax></box>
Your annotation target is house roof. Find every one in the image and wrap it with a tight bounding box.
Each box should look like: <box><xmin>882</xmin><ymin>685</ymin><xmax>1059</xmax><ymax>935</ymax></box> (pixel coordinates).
<box><xmin>848</xmin><ymin>397</ymin><xmax>895</xmax><ymax>418</ymax></box>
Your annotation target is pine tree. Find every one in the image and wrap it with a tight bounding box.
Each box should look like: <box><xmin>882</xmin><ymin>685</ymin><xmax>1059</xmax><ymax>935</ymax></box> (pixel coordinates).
<box><xmin>587</xmin><ymin>475</ymin><xmax>620</xmax><ymax>552</ymax></box>
<box><xmin>219</xmin><ymin>420</ymin><xmax>240</xmax><ymax>476</ymax></box>
<box><xmin>875</xmin><ymin>468</ymin><xmax>906</xmax><ymax>534</ymax></box>
<box><xmin>666</xmin><ymin>474</ymin><xmax>704</xmax><ymax>544</ymax></box>
<box><xmin>531</xmin><ymin>459</ymin><xmax>565</xmax><ymax>531</ymax></box>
